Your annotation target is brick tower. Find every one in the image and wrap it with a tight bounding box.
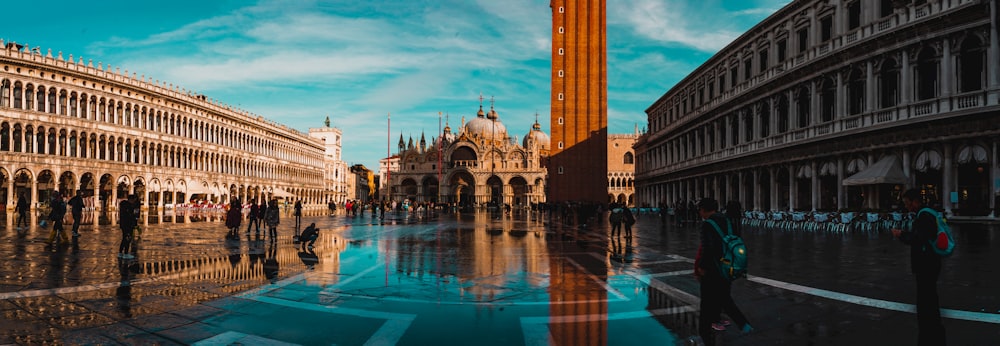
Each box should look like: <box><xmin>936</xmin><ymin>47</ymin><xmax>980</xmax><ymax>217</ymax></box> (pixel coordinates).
<box><xmin>548</xmin><ymin>0</ymin><xmax>608</xmax><ymax>204</ymax></box>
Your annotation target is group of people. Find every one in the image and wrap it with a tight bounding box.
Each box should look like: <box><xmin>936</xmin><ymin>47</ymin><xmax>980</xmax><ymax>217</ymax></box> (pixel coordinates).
<box><xmin>226</xmin><ymin>198</ymin><xmax>282</xmax><ymax>239</ymax></box>
<box><xmin>689</xmin><ymin>191</ymin><xmax>945</xmax><ymax>345</ymax></box>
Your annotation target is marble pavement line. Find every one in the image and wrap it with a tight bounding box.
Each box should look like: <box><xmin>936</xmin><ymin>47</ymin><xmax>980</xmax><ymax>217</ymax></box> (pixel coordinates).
<box><xmin>633</xmin><ymin>251</ymin><xmax>1000</xmax><ymax>325</ymax></box>
<box><xmin>519</xmin><ymin>305</ymin><xmax>698</xmax><ymax>346</ymax></box>
<box><xmin>229</xmin><ymin>267</ymin><xmax>417</xmax><ymax>346</ymax></box>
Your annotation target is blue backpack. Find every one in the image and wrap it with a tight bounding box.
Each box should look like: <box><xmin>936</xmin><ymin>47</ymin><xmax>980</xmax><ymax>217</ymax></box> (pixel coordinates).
<box><xmin>706</xmin><ymin>218</ymin><xmax>748</xmax><ymax>281</ymax></box>
<box><xmin>918</xmin><ymin>208</ymin><xmax>955</xmax><ymax>257</ymax></box>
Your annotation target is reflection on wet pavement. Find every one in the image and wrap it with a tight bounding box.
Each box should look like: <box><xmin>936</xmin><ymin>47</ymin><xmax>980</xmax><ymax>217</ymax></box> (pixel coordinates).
<box><xmin>1</xmin><ymin>209</ymin><xmax>998</xmax><ymax>345</ymax></box>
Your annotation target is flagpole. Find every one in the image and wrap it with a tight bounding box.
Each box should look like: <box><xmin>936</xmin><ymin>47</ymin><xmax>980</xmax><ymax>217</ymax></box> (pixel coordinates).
<box><xmin>386</xmin><ymin>112</ymin><xmax>390</xmax><ymax>204</ymax></box>
<box><xmin>438</xmin><ymin>112</ymin><xmax>442</xmax><ymax>207</ymax></box>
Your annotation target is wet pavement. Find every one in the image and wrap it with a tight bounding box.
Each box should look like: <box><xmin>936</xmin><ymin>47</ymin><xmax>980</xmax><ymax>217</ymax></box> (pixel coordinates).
<box><xmin>1</xmin><ymin>208</ymin><xmax>998</xmax><ymax>345</ymax></box>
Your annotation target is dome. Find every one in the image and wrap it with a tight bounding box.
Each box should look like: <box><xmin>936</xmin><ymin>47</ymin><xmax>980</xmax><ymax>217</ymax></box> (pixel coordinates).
<box><xmin>464</xmin><ymin>104</ymin><xmax>507</xmax><ymax>141</ymax></box>
<box><xmin>523</xmin><ymin>121</ymin><xmax>550</xmax><ymax>149</ymax></box>
<box><xmin>465</xmin><ymin>116</ymin><xmax>507</xmax><ymax>141</ymax></box>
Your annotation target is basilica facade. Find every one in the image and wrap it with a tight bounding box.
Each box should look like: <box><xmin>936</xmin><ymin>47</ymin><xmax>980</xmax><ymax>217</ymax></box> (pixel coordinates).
<box><xmin>387</xmin><ymin>102</ymin><xmax>549</xmax><ymax>208</ymax></box>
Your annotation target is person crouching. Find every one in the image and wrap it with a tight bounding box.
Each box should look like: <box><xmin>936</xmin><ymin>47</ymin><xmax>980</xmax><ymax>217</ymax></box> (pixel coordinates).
<box><xmin>300</xmin><ymin>223</ymin><xmax>319</xmax><ymax>250</ymax></box>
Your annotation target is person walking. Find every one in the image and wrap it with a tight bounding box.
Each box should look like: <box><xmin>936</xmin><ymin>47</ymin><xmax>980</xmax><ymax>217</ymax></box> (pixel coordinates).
<box><xmin>623</xmin><ymin>206</ymin><xmax>636</xmax><ymax>238</ymax></box>
<box><xmin>609</xmin><ymin>204</ymin><xmax>623</xmax><ymax>238</ymax></box>
<box><xmin>118</xmin><ymin>195</ymin><xmax>139</xmax><ymax>259</ymax></box>
<box><xmin>225</xmin><ymin>198</ymin><xmax>242</xmax><ymax>238</ymax></box>
<box><xmin>892</xmin><ymin>189</ymin><xmax>947</xmax><ymax>345</ymax></box>
<box><xmin>694</xmin><ymin>198</ymin><xmax>752</xmax><ymax>345</ymax></box>
<box><xmin>15</xmin><ymin>192</ymin><xmax>29</xmax><ymax>230</ymax></box>
<box><xmin>246</xmin><ymin>199</ymin><xmax>259</xmax><ymax>235</ymax></box>
<box><xmin>265</xmin><ymin>199</ymin><xmax>281</xmax><ymax>240</ymax></box>
<box><xmin>68</xmin><ymin>191</ymin><xmax>85</xmax><ymax>237</ymax></box>
<box><xmin>46</xmin><ymin>191</ymin><xmax>69</xmax><ymax>245</ymax></box>
<box><xmin>257</xmin><ymin>199</ymin><xmax>267</xmax><ymax>234</ymax></box>
<box><xmin>293</xmin><ymin>200</ymin><xmax>303</xmax><ymax>233</ymax></box>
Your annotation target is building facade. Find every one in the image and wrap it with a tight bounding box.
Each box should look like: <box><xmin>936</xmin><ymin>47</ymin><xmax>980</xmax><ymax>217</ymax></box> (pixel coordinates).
<box><xmin>608</xmin><ymin>131</ymin><xmax>638</xmax><ymax>207</ymax></box>
<box><xmin>548</xmin><ymin>0</ymin><xmax>608</xmax><ymax>204</ymax></box>
<box><xmin>308</xmin><ymin>123</ymin><xmax>350</xmax><ymax>205</ymax></box>
<box><xmin>349</xmin><ymin>164</ymin><xmax>373</xmax><ymax>203</ymax></box>
<box><xmin>0</xmin><ymin>41</ymin><xmax>325</xmax><ymax>209</ymax></box>
<box><xmin>635</xmin><ymin>0</ymin><xmax>1000</xmax><ymax>216</ymax></box>
<box><xmin>378</xmin><ymin>155</ymin><xmax>400</xmax><ymax>201</ymax></box>
<box><xmin>386</xmin><ymin>101</ymin><xmax>549</xmax><ymax>208</ymax></box>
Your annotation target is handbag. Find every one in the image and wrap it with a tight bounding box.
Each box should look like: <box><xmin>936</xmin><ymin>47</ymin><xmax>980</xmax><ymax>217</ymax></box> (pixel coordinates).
<box><xmin>39</xmin><ymin>220</ymin><xmax>49</xmax><ymax>228</ymax></box>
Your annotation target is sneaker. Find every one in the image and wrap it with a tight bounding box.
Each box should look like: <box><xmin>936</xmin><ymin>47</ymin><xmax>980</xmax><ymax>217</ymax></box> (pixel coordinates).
<box><xmin>718</xmin><ymin>319</ymin><xmax>731</xmax><ymax>327</ymax></box>
<box><xmin>121</xmin><ymin>254</ymin><xmax>135</xmax><ymax>259</ymax></box>
<box><xmin>741</xmin><ymin>324</ymin><xmax>754</xmax><ymax>334</ymax></box>
<box><xmin>711</xmin><ymin>323</ymin><xmax>727</xmax><ymax>331</ymax></box>
<box><xmin>73</xmin><ymin>232</ymin><xmax>80</xmax><ymax>237</ymax></box>
<box><xmin>117</xmin><ymin>253</ymin><xmax>125</xmax><ymax>258</ymax></box>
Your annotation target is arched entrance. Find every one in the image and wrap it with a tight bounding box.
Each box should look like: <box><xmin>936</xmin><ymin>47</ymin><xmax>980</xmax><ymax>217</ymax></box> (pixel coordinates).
<box><xmin>116</xmin><ymin>176</ymin><xmax>132</xmax><ymax>202</ymax></box>
<box><xmin>845</xmin><ymin>157</ymin><xmax>867</xmax><ymax>209</ymax></box>
<box><xmin>134</xmin><ymin>178</ymin><xmax>146</xmax><ymax>206</ymax></box>
<box><xmin>449</xmin><ymin>171</ymin><xmax>475</xmax><ymax>208</ymax></box>
<box><xmin>914</xmin><ymin>149</ymin><xmax>943</xmax><ymax>206</ymax></box>
<box><xmin>818</xmin><ymin>162</ymin><xmax>837</xmax><ymax>210</ymax></box>
<box><xmin>401</xmin><ymin>178</ymin><xmax>418</xmax><ymax>202</ymax></box>
<box><xmin>795</xmin><ymin>165</ymin><xmax>812</xmax><ymax>211</ymax></box>
<box><xmin>486</xmin><ymin>176</ymin><xmax>503</xmax><ymax>207</ymax></box>
<box><xmin>509</xmin><ymin>176</ymin><xmax>528</xmax><ymax>207</ymax></box>
<box><xmin>37</xmin><ymin>170</ymin><xmax>55</xmax><ymax>204</ymax></box>
<box><xmin>421</xmin><ymin>177</ymin><xmax>439</xmax><ymax>203</ymax></box>
<box><xmin>99</xmin><ymin>174</ymin><xmax>114</xmax><ymax>210</ymax></box>
<box><xmin>14</xmin><ymin>169</ymin><xmax>33</xmax><ymax>206</ymax></box>
<box><xmin>956</xmin><ymin>144</ymin><xmax>990</xmax><ymax>215</ymax></box>
<box><xmin>58</xmin><ymin>171</ymin><xmax>76</xmax><ymax>196</ymax></box>
<box><xmin>0</xmin><ymin>168</ymin><xmax>8</xmax><ymax>206</ymax></box>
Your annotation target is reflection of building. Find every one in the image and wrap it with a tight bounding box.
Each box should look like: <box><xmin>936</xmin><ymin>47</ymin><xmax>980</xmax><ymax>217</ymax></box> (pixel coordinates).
<box><xmin>608</xmin><ymin>130</ymin><xmax>638</xmax><ymax>206</ymax></box>
<box><xmin>0</xmin><ymin>41</ymin><xmax>324</xmax><ymax>210</ymax></box>
<box><xmin>548</xmin><ymin>0</ymin><xmax>608</xmax><ymax>204</ymax></box>
<box><xmin>308</xmin><ymin>122</ymin><xmax>350</xmax><ymax>204</ymax></box>
<box><xmin>349</xmin><ymin>164</ymin><xmax>373</xmax><ymax>203</ymax></box>
<box><xmin>635</xmin><ymin>0</ymin><xmax>1000</xmax><ymax>216</ymax></box>
<box><xmin>387</xmin><ymin>99</ymin><xmax>548</xmax><ymax>208</ymax></box>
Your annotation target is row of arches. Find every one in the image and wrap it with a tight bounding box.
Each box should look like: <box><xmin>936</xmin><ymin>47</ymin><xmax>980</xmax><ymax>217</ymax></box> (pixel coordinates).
<box><xmin>392</xmin><ymin>172</ymin><xmax>545</xmax><ymax>208</ymax></box>
<box><xmin>0</xmin><ymin>121</ymin><xmax>317</xmax><ymax>183</ymax></box>
<box><xmin>0</xmin><ymin>78</ymin><xmax>320</xmax><ymax>166</ymax></box>
<box><xmin>0</xmin><ymin>167</ymin><xmax>323</xmax><ymax>209</ymax></box>
<box><xmin>649</xmin><ymin>32</ymin><xmax>990</xmax><ymax>169</ymax></box>
<box><xmin>644</xmin><ymin>141</ymin><xmax>998</xmax><ymax>216</ymax></box>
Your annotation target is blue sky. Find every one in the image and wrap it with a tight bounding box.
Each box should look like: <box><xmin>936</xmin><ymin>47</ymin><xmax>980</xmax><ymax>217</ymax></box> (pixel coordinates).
<box><xmin>3</xmin><ymin>0</ymin><xmax>789</xmax><ymax>169</ymax></box>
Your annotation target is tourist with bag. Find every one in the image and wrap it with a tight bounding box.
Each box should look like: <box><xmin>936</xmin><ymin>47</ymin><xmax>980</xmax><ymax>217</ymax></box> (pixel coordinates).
<box><xmin>118</xmin><ymin>195</ymin><xmax>139</xmax><ymax>259</ymax></box>
<box><xmin>694</xmin><ymin>198</ymin><xmax>752</xmax><ymax>345</ymax></box>
<box><xmin>892</xmin><ymin>189</ymin><xmax>948</xmax><ymax>345</ymax></box>
<box><xmin>46</xmin><ymin>191</ymin><xmax>69</xmax><ymax>245</ymax></box>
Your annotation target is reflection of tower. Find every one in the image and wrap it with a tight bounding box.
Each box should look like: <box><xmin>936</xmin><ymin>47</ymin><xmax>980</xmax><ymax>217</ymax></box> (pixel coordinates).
<box><xmin>548</xmin><ymin>246</ymin><xmax>609</xmax><ymax>346</ymax></box>
<box><xmin>548</xmin><ymin>0</ymin><xmax>608</xmax><ymax>204</ymax></box>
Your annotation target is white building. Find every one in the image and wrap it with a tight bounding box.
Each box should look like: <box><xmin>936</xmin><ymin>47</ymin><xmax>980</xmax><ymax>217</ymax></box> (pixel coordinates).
<box><xmin>308</xmin><ymin>121</ymin><xmax>349</xmax><ymax>204</ymax></box>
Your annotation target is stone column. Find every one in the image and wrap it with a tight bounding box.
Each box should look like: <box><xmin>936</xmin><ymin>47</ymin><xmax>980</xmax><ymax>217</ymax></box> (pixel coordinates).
<box><xmin>866</xmin><ymin>59</ymin><xmax>876</xmax><ymax>113</ymax></box>
<box><xmin>770</xmin><ymin>167</ymin><xmax>779</xmax><ymax>211</ymax></box>
<box><xmin>837</xmin><ymin>158</ymin><xmax>845</xmax><ymax>210</ymax></box>
<box><xmin>941</xmin><ymin>37</ymin><xmax>952</xmax><ymax>99</ymax></box>
<box><xmin>811</xmin><ymin>162</ymin><xmax>818</xmax><ymax>211</ymax></box>
<box><xmin>991</xmin><ymin>1</ymin><xmax>1000</xmax><ymax>104</ymax></box>
<box><xmin>789</xmin><ymin>165</ymin><xmax>796</xmax><ymax>211</ymax></box>
<box><xmin>991</xmin><ymin>139</ymin><xmax>998</xmax><ymax>217</ymax></box>
<box><xmin>901</xmin><ymin>50</ymin><xmax>912</xmax><ymax>105</ymax></box>
<box><xmin>943</xmin><ymin>142</ymin><xmax>954</xmax><ymax>215</ymax></box>
<box><xmin>738</xmin><ymin>171</ymin><xmax>746</xmax><ymax>208</ymax></box>
<box><xmin>903</xmin><ymin>149</ymin><xmax>913</xmax><ymax>188</ymax></box>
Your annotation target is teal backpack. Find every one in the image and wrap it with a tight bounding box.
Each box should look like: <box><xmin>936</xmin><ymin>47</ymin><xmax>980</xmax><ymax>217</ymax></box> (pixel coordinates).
<box><xmin>918</xmin><ymin>208</ymin><xmax>955</xmax><ymax>257</ymax></box>
<box><xmin>706</xmin><ymin>218</ymin><xmax>748</xmax><ymax>281</ymax></box>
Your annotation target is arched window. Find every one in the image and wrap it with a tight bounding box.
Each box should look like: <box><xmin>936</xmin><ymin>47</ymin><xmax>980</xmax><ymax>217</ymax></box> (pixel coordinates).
<box><xmin>758</xmin><ymin>100</ymin><xmax>770</xmax><ymax>138</ymax></box>
<box><xmin>796</xmin><ymin>86</ymin><xmax>811</xmax><ymax>128</ymax></box>
<box><xmin>776</xmin><ymin>94</ymin><xmax>789</xmax><ymax>133</ymax></box>
<box><xmin>820</xmin><ymin>77</ymin><xmax>835</xmax><ymax>122</ymax></box>
<box><xmin>959</xmin><ymin>36</ymin><xmax>985</xmax><ymax>93</ymax></box>
<box><xmin>847</xmin><ymin>67</ymin><xmax>865</xmax><ymax>115</ymax></box>
<box><xmin>916</xmin><ymin>48</ymin><xmax>938</xmax><ymax>100</ymax></box>
<box><xmin>623</xmin><ymin>152</ymin><xmax>634</xmax><ymax>164</ymax></box>
<box><xmin>879</xmin><ymin>58</ymin><xmax>899</xmax><ymax>108</ymax></box>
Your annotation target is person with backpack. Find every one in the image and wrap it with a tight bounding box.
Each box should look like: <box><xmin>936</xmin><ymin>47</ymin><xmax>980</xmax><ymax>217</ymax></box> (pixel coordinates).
<box><xmin>609</xmin><ymin>203</ymin><xmax>623</xmax><ymax>238</ymax></box>
<box><xmin>694</xmin><ymin>198</ymin><xmax>752</xmax><ymax>345</ymax></box>
<box><xmin>46</xmin><ymin>191</ymin><xmax>69</xmax><ymax>245</ymax></box>
<box><xmin>622</xmin><ymin>207</ymin><xmax>636</xmax><ymax>238</ymax></box>
<box><xmin>246</xmin><ymin>199</ymin><xmax>260</xmax><ymax>236</ymax></box>
<box><xmin>68</xmin><ymin>191</ymin><xmax>85</xmax><ymax>237</ymax></box>
<box><xmin>891</xmin><ymin>189</ymin><xmax>948</xmax><ymax>345</ymax></box>
<box><xmin>265</xmin><ymin>199</ymin><xmax>281</xmax><ymax>240</ymax></box>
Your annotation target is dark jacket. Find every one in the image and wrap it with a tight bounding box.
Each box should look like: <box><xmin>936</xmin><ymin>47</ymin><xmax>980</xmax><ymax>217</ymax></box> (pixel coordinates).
<box><xmin>300</xmin><ymin>225</ymin><xmax>318</xmax><ymax>239</ymax></box>
<box><xmin>698</xmin><ymin>212</ymin><xmax>734</xmax><ymax>279</ymax></box>
<box><xmin>16</xmin><ymin>196</ymin><xmax>29</xmax><ymax>213</ymax></box>
<box><xmin>899</xmin><ymin>209</ymin><xmax>942</xmax><ymax>275</ymax></box>
<box><xmin>68</xmin><ymin>195</ymin><xmax>85</xmax><ymax>215</ymax></box>
<box><xmin>119</xmin><ymin>200</ymin><xmax>137</xmax><ymax>231</ymax></box>
<box><xmin>248</xmin><ymin>203</ymin><xmax>259</xmax><ymax>219</ymax></box>
<box><xmin>48</xmin><ymin>198</ymin><xmax>67</xmax><ymax>221</ymax></box>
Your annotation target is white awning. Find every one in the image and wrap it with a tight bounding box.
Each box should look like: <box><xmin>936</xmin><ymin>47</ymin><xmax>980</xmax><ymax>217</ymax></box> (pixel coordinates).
<box><xmin>184</xmin><ymin>182</ymin><xmax>210</xmax><ymax>195</ymax></box>
<box><xmin>842</xmin><ymin>155</ymin><xmax>908</xmax><ymax>186</ymax></box>
<box><xmin>272</xmin><ymin>187</ymin><xmax>294</xmax><ymax>198</ymax></box>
